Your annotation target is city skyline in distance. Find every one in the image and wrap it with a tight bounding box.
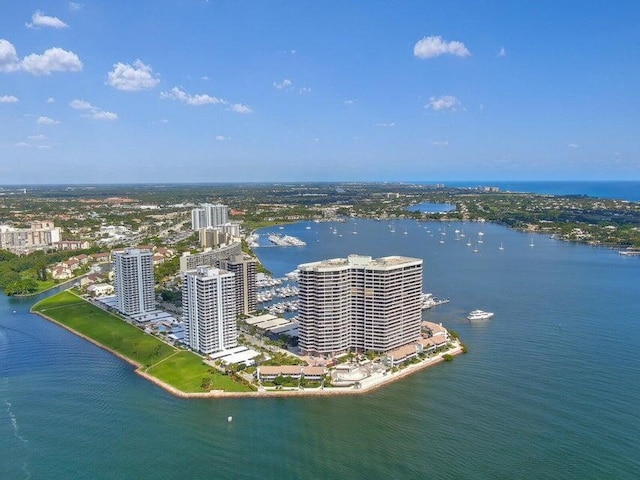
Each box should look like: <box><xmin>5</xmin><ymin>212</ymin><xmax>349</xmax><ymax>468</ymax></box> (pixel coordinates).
<box><xmin>1</xmin><ymin>1</ymin><xmax>639</xmax><ymax>184</ymax></box>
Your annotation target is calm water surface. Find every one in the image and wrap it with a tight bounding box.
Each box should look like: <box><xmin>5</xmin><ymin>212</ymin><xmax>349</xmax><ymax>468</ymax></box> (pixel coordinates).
<box><xmin>2</xmin><ymin>219</ymin><xmax>639</xmax><ymax>479</ymax></box>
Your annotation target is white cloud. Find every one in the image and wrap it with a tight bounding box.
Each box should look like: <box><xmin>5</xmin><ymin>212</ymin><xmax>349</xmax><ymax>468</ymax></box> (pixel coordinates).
<box><xmin>433</xmin><ymin>140</ymin><xmax>449</xmax><ymax>147</ymax></box>
<box><xmin>70</xmin><ymin>99</ymin><xmax>94</xmax><ymax>110</ymax></box>
<box><xmin>37</xmin><ymin>145</ymin><xmax>52</xmax><ymax>150</ymax></box>
<box><xmin>0</xmin><ymin>95</ymin><xmax>19</xmax><ymax>103</ymax></box>
<box><xmin>228</xmin><ymin>103</ymin><xmax>252</xmax><ymax>114</ymax></box>
<box><xmin>568</xmin><ymin>143</ymin><xmax>579</xmax><ymax>149</ymax></box>
<box><xmin>215</xmin><ymin>135</ymin><xmax>226</xmax><ymax>141</ymax></box>
<box><xmin>15</xmin><ymin>142</ymin><xmax>29</xmax><ymax>148</ymax></box>
<box><xmin>26</xmin><ymin>11</ymin><xmax>69</xmax><ymax>29</ymax></box>
<box><xmin>298</xmin><ymin>87</ymin><xmax>312</xmax><ymax>94</ymax></box>
<box><xmin>274</xmin><ymin>79</ymin><xmax>292</xmax><ymax>90</ymax></box>
<box><xmin>1</xmin><ymin>40</ymin><xmax>82</xmax><ymax>75</ymax></box>
<box><xmin>37</xmin><ymin>116</ymin><xmax>60</xmax><ymax>125</ymax></box>
<box><xmin>21</xmin><ymin>47</ymin><xmax>83</xmax><ymax>75</ymax></box>
<box><xmin>414</xmin><ymin>35</ymin><xmax>471</xmax><ymax>59</ymax></box>
<box><xmin>344</xmin><ymin>99</ymin><xmax>356</xmax><ymax>105</ymax></box>
<box><xmin>160</xmin><ymin>86</ymin><xmax>224</xmax><ymax>106</ymax></box>
<box><xmin>68</xmin><ymin>2</ymin><xmax>82</xmax><ymax>11</ymax></box>
<box><xmin>498</xmin><ymin>46</ymin><xmax>506</xmax><ymax>57</ymax></box>
<box><xmin>0</xmin><ymin>39</ymin><xmax>20</xmax><ymax>73</ymax></box>
<box><xmin>425</xmin><ymin>95</ymin><xmax>461</xmax><ymax>111</ymax></box>
<box><xmin>107</xmin><ymin>59</ymin><xmax>159</xmax><ymax>91</ymax></box>
<box><xmin>90</xmin><ymin>110</ymin><xmax>118</xmax><ymax>121</ymax></box>
<box><xmin>28</xmin><ymin>134</ymin><xmax>48</xmax><ymax>141</ymax></box>
<box><xmin>70</xmin><ymin>99</ymin><xmax>118</xmax><ymax>120</ymax></box>
<box><xmin>376</xmin><ymin>122</ymin><xmax>395</xmax><ymax>127</ymax></box>
<box><xmin>46</xmin><ymin>97</ymin><xmax>55</xmax><ymax>103</ymax></box>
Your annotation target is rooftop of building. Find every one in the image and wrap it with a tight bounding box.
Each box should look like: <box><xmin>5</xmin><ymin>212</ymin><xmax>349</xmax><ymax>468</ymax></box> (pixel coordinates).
<box><xmin>299</xmin><ymin>254</ymin><xmax>422</xmax><ymax>271</ymax></box>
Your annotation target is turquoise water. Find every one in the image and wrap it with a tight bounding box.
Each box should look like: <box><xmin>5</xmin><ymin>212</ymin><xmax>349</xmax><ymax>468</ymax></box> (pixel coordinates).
<box><xmin>2</xmin><ymin>220</ymin><xmax>640</xmax><ymax>479</ymax></box>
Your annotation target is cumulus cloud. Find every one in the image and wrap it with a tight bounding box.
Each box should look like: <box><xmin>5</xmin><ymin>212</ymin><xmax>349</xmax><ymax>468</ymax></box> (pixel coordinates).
<box><xmin>298</xmin><ymin>87</ymin><xmax>312</xmax><ymax>94</ymax></box>
<box><xmin>215</xmin><ymin>135</ymin><xmax>226</xmax><ymax>141</ymax></box>
<box><xmin>46</xmin><ymin>97</ymin><xmax>55</xmax><ymax>103</ymax></box>
<box><xmin>568</xmin><ymin>143</ymin><xmax>579</xmax><ymax>149</ymax></box>
<box><xmin>160</xmin><ymin>86</ymin><xmax>224</xmax><ymax>106</ymax></box>
<box><xmin>21</xmin><ymin>47</ymin><xmax>83</xmax><ymax>75</ymax></box>
<box><xmin>376</xmin><ymin>122</ymin><xmax>395</xmax><ymax>127</ymax></box>
<box><xmin>274</xmin><ymin>79</ymin><xmax>292</xmax><ymax>89</ymax></box>
<box><xmin>68</xmin><ymin>2</ymin><xmax>82</xmax><ymax>11</ymax></box>
<box><xmin>425</xmin><ymin>95</ymin><xmax>461</xmax><ymax>111</ymax></box>
<box><xmin>37</xmin><ymin>116</ymin><xmax>60</xmax><ymax>125</ymax></box>
<box><xmin>28</xmin><ymin>134</ymin><xmax>48</xmax><ymax>140</ymax></box>
<box><xmin>433</xmin><ymin>140</ymin><xmax>449</xmax><ymax>146</ymax></box>
<box><xmin>0</xmin><ymin>94</ymin><xmax>19</xmax><ymax>103</ymax></box>
<box><xmin>26</xmin><ymin>11</ymin><xmax>69</xmax><ymax>29</ymax></box>
<box><xmin>15</xmin><ymin>142</ymin><xmax>29</xmax><ymax>148</ymax></box>
<box><xmin>414</xmin><ymin>35</ymin><xmax>471</xmax><ymax>59</ymax></box>
<box><xmin>107</xmin><ymin>59</ymin><xmax>159</xmax><ymax>91</ymax></box>
<box><xmin>69</xmin><ymin>98</ymin><xmax>118</xmax><ymax>121</ymax></box>
<box><xmin>0</xmin><ymin>39</ymin><xmax>21</xmax><ymax>72</ymax></box>
<box><xmin>344</xmin><ymin>99</ymin><xmax>356</xmax><ymax>105</ymax></box>
<box><xmin>90</xmin><ymin>110</ymin><xmax>118</xmax><ymax>121</ymax></box>
<box><xmin>70</xmin><ymin>99</ymin><xmax>93</xmax><ymax>110</ymax></box>
<box><xmin>498</xmin><ymin>46</ymin><xmax>506</xmax><ymax>57</ymax></box>
<box><xmin>1</xmin><ymin>39</ymin><xmax>82</xmax><ymax>75</ymax></box>
<box><xmin>228</xmin><ymin>103</ymin><xmax>252</xmax><ymax>114</ymax></box>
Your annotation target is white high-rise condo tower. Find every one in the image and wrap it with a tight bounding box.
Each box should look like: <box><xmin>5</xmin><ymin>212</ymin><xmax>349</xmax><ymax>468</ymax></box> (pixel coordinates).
<box><xmin>182</xmin><ymin>266</ymin><xmax>238</xmax><ymax>354</ymax></box>
<box><xmin>113</xmin><ymin>248</ymin><xmax>155</xmax><ymax>315</ymax></box>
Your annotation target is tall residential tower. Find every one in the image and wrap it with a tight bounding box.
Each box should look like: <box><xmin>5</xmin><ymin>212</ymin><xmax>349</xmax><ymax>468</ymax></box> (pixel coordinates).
<box><xmin>113</xmin><ymin>248</ymin><xmax>155</xmax><ymax>315</ymax></box>
<box><xmin>182</xmin><ymin>266</ymin><xmax>237</xmax><ymax>354</ymax></box>
<box><xmin>298</xmin><ymin>255</ymin><xmax>423</xmax><ymax>357</ymax></box>
<box><xmin>191</xmin><ymin>203</ymin><xmax>229</xmax><ymax>230</ymax></box>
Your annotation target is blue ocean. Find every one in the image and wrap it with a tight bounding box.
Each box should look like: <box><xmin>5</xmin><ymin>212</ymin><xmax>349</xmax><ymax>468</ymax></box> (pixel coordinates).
<box><xmin>1</xmin><ymin>181</ymin><xmax>639</xmax><ymax>479</ymax></box>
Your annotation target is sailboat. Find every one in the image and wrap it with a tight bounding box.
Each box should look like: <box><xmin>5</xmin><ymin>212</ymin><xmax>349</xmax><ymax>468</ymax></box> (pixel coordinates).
<box><xmin>499</xmin><ymin>242</ymin><xmax>504</xmax><ymax>251</ymax></box>
<box><xmin>529</xmin><ymin>237</ymin><xmax>535</xmax><ymax>247</ymax></box>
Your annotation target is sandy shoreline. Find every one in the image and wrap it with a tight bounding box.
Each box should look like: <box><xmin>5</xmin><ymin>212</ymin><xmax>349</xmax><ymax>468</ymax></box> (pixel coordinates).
<box><xmin>32</xmin><ymin>307</ymin><xmax>463</xmax><ymax>399</ymax></box>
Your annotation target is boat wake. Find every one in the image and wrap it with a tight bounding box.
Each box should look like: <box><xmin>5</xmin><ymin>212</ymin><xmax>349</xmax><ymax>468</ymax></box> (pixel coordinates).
<box><xmin>4</xmin><ymin>391</ymin><xmax>32</xmax><ymax>479</ymax></box>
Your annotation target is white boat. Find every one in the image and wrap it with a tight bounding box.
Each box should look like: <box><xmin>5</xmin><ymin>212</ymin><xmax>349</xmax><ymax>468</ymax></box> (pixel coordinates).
<box><xmin>499</xmin><ymin>242</ymin><xmax>504</xmax><ymax>251</ymax></box>
<box><xmin>468</xmin><ymin>310</ymin><xmax>494</xmax><ymax>321</ymax></box>
<box><xmin>529</xmin><ymin>238</ymin><xmax>534</xmax><ymax>247</ymax></box>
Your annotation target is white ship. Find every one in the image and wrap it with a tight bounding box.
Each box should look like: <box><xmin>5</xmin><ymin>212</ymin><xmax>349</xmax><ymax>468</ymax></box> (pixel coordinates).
<box><xmin>467</xmin><ymin>310</ymin><xmax>494</xmax><ymax>321</ymax></box>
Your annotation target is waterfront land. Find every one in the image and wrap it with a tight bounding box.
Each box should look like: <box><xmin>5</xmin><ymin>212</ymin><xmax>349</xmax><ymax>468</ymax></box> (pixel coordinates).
<box><xmin>31</xmin><ymin>291</ymin><xmax>253</xmax><ymax>394</ymax></box>
<box><xmin>31</xmin><ymin>290</ymin><xmax>462</xmax><ymax>397</ymax></box>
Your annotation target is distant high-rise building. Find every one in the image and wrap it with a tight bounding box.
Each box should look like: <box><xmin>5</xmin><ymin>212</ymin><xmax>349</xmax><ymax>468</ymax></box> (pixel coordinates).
<box><xmin>179</xmin><ymin>242</ymin><xmax>242</xmax><ymax>272</ymax></box>
<box><xmin>182</xmin><ymin>266</ymin><xmax>237</xmax><ymax>354</ymax></box>
<box><xmin>191</xmin><ymin>203</ymin><xmax>229</xmax><ymax>230</ymax></box>
<box><xmin>298</xmin><ymin>254</ymin><xmax>423</xmax><ymax>357</ymax></box>
<box><xmin>113</xmin><ymin>248</ymin><xmax>155</xmax><ymax>315</ymax></box>
<box><xmin>223</xmin><ymin>254</ymin><xmax>257</xmax><ymax>315</ymax></box>
<box><xmin>199</xmin><ymin>227</ymin><xmax>234</xmax><ymax>249</ymax></box>
<box><xmin>0</xmin><ymin>221</ymin><xmax>61</xmax><ymax>253</ymax></box>
<box><xmin>191</xmin><ymin>208</ymin><xmax>206</xmax><ymax>231</ymax></box>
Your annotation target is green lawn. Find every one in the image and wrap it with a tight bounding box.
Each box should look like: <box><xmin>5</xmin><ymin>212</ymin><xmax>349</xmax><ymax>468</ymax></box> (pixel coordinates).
<box><xmin>146</xmin><ymin>351</ymin><xmax>253</xmax><ymax>393</ymax></box>
<box><xmin>33</xmin><ymin>291</ymin><xmax>175</xmax><ymax>368</ymax></box>
<box><xmin>32</xmin><ymin>291</ymin><xmax>253</xmax><ymax>394</ymax></box>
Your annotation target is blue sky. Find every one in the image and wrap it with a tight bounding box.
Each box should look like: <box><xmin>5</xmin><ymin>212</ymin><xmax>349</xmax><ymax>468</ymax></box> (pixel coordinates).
<box><xmin>1</xmin><ymin>1</ymin><xmax>639</xmax><ymax>184</ymax></box>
